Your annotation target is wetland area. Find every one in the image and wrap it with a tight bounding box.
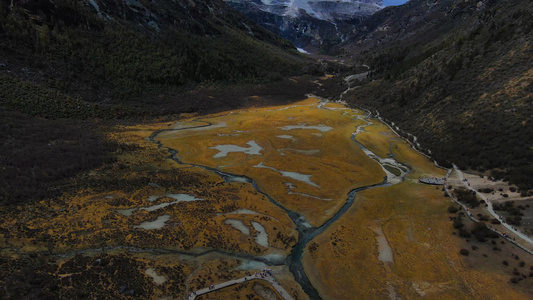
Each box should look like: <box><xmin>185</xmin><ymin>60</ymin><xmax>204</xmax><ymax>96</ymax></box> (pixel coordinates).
<box><xmin>2</xmin><ymin>97</ymin><xmax>532</xmax><ymax>299</ymax></box>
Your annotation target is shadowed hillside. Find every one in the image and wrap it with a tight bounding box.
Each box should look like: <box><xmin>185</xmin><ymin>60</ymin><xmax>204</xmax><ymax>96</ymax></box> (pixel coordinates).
<box><xmin>0</xmin><ymin>0</ymin><xmax>312</xmax><ymax>105</ymax></box>
<box><xmin>0</xmin><ymin>0</ymin><xmax>320</xmax><ymax>206</ymax></box>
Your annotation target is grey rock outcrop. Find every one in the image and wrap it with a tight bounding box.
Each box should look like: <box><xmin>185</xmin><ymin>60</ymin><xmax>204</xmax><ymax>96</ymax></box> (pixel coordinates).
<box><xmin>225</xmin><ymin>0</ymin><xmax>384</xmax><ymax>50</ymax></box>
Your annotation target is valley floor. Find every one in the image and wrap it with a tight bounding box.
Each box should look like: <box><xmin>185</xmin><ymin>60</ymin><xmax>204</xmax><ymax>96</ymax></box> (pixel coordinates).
<box><xmin>1</xmin><ymin>96</ymin><xmax>532</xmax><ymax>299</ymax></box>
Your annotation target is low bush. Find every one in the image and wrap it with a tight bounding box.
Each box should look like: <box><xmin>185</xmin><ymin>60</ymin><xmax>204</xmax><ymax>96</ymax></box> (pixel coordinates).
<box><xmin>448</xmin><ymin>205</ymin><xmax>459</xmax><ymax>213</ymax></box>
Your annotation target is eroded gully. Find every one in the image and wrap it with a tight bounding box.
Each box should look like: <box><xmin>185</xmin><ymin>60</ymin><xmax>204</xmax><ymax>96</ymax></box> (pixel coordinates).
<box><xmin>145</xmin><ymin>101</ymin><xmax>409</xmax><ymax>300</ymax></box>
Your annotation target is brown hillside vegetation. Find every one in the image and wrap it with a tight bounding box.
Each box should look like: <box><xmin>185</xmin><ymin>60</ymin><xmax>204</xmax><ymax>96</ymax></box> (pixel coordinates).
<box><xmin>321</xmin><ymin>0</ymin><xmax>533</xmax><ymax>191</ymax></box>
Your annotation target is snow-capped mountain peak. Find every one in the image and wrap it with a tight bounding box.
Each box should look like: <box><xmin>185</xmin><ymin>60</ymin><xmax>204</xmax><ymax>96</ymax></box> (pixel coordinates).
<box><xmin>250</xmin><ymin>0</ymin><xmax>385</xmax><ymax>21</ymax></box>
<box><xmin>225</xmin><ymin>0</ymin><xmax>385</xmax><ymax>48</ymax></box>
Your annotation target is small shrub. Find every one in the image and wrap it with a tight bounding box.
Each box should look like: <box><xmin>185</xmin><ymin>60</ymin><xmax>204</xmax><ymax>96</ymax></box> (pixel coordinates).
<box><xmin>507</xmin><ymin>216</ymin><xmax>522</xmax><ymax>226</ymax></box>
<box><xmin>503</xmin><ymin>260</ymin><xmax>509</xmax><ymax>266</ymax></box>
<box><xmin>453</xmin><ymin>218</ymin><xmax>465</xmax><ymax>229</ymax></box>
<box><xmin>448</xmin><ymin>205</ymin><xmax>459</xmax><ymax>213</ymax></box>
<box><xmin>455</xmin><ymin>188</ymin><xmax>480</xmax><ymax>207</ymax></box>
<box><xmin>459</xmin><ymin>228</ymin><xmax>471</xmax><ymax>238</ymax></box>
<box><xmin>519</xmin><ymin>261</ymin><xmax>525</xmax><ymax>267</ymax></box>
<box><xmin>472</xmin><ymin>222</ymin><xmax>498</xmax><ymax>241</ymax></box>
<box><xmin>460</xmin><ymin>249</ymin><xmax>469</xmax><ymax>256</ymax></box>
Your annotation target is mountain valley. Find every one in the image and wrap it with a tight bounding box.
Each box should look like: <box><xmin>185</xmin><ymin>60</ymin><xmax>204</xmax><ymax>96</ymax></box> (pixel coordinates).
<box><xmin>1</xmin><ymin>0</ymin><xmax>532</xmax><ymax>299</ymax></box>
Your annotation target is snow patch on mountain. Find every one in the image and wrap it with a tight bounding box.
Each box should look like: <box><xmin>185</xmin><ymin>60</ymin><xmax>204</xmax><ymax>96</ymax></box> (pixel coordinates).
<box><xmin>244</xmin><ymin>0</ymin><xmax>385</xmax><ymax>21</ymax></box>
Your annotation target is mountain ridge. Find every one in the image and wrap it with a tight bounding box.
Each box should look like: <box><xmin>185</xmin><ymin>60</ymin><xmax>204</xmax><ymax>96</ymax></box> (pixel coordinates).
<box><xmin>0</xmin><ymin>0</ymin><xmax>312</xmax><ymax>107</ymax></box>
<box><xmin>328</xmin><ymin>0</ymin><xmax>533</xmax><ymax>191</ymax></box>
<box><xmin>225</xmin><ymin>0</ymin><xmax>384</xmax><ymax>51</ymax></box>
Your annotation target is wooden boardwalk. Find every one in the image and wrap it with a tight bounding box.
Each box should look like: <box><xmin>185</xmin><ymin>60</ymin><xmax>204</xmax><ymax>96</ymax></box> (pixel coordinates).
<box><xmin>418</xmin><ymin>177</ymin><xmax>445</xmax><ymax>185</ymax></box>
<box><xmin>187</xmin><ymin>272</ymin><xmax>294</xmax><ymax>300</ymax></box>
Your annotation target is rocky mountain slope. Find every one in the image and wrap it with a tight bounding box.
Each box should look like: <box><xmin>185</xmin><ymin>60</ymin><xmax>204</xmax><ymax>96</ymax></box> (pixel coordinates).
<box><xmin>225</xmin><ymin>0</ymin><xmax>384</xmax><ymax>51</ymax></box>
<box><xmin>335</xmin><ymin>0</ymin><xmax>533</xmax><ymax>191</ymax></box>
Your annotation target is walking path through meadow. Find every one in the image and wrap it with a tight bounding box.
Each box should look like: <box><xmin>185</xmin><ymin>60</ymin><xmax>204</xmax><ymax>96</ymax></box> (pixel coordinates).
<box><xmin>187</xmin><ymin>271</ymin><xmax>294</xmax><ymax>300</ymax></box>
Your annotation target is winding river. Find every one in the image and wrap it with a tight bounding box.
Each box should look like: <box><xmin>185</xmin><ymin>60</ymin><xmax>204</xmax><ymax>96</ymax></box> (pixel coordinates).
<box><xmin>147</xmin><ymin>101</ymin><xmax>408</xmax><ymax>300</ymax></box>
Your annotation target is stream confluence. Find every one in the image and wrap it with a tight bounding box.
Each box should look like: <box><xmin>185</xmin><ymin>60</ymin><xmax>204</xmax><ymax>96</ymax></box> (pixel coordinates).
<box><xmin>147</xmin><ymin>100</ymin><xmax>408</xmax><ymax>300</ymax></box>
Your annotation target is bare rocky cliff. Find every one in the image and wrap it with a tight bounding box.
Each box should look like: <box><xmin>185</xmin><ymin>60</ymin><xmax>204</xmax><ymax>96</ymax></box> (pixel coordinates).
<box><xmin>224</xmin><ymin>0</ymin><xmax>384</xmax><ymax>51</ymax></box>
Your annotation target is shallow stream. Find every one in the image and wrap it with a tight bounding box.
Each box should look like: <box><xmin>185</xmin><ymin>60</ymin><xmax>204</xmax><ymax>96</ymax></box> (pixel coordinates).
<box><xmin>146</xmin><ymin>101</ymin><xmax>409</xmax><ymax>299</ymax></box>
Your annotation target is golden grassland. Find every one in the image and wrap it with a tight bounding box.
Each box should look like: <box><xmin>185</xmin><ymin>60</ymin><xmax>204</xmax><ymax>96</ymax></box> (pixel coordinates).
<box><xmin>130</xmin><ymin>251</ymin><xmax>309</xmax><ymax>299</ymax></box>
<box><xmin>0</xmin><ymin>122</ymin><xmax>298</xmax><ymax>255</ymax></box>
<box><xmin>0</xmin><ymin>118</ymin><xmax>304</xmax><ymax>298</ymax></box>
<box><xmin>303</xmin><ymin>183</ymin><xmax>533</xmax><ymax>299</ymax></box>
<box><xmin>356</xmin><ymin>122</ymin><xmax>447</xmax><ymax>179</ymax></box>
<box><xmin>103</xmin><ymin>251</ymin><xmax>194</xmax><ymax>298</ymax></box>
<box><xmin>6</xmin><ymin>182</ymin><xmax>295</xmax><ymax>254</ymax></box>
<box><xmin>2</xmin><ymin>97</ymin><xmax>532</xmax><ymax>299</ymax></box>
<box><xmin>354</xmin><ymin>122</ymin><xmax>392</xmax><ymax>159</ymax></box>
<box><xmin>157</xmin><ymin>97</ymin><xmax>384</xmax><ymax>226</ymax></box>
<box><xmin>303</xmin><ymin>121</ymin><xmax>533</xmax><ymax>299</ymax></box>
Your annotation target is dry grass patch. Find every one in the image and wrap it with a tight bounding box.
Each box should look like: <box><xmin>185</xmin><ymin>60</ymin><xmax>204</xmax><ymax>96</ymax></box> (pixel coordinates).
<box><xmin>157</xmin><ymin>97</ymin><xmax>384</xmax><ymax>226</ymax></box>
<box><xmin>355</xmin><ymin>122</ymin><xmax>393</xmax><ymax>158</ymax></box>
<box><xmin>304</xmin><ymin>181</ymin><xmax>532</xmax><ymax>299</ymax></box>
